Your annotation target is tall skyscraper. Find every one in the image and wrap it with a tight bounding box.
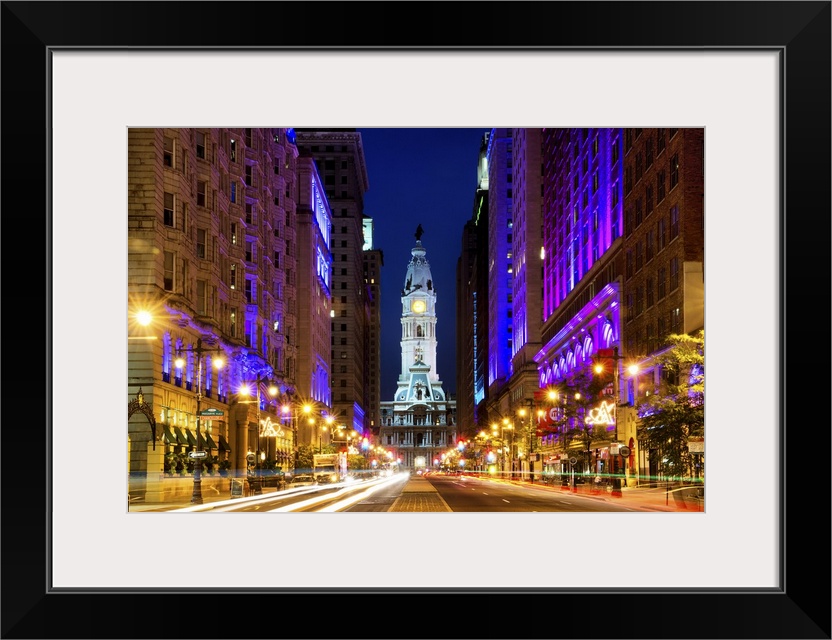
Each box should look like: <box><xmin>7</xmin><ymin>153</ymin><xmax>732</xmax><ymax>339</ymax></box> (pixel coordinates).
<box><xmin>294</xmin><ymin>130</ymin><xmax>372</xmax><ymax>439</ymax></box>
<box><xmin>362</xmin><ymin>216</ymin><xmax>384</xmax><ymax>439</ymax></box>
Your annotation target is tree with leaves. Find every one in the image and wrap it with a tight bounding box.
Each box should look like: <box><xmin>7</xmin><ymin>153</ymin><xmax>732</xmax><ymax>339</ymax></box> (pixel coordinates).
<box><xmin>636</xmin><ymin>330</ymin><xmax>704</xmax><ymax>481</ymax></box>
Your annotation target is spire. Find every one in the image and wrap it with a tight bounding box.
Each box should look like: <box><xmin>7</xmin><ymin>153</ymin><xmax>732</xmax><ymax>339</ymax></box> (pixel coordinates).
<box><xmin>404</xmin><ymin>233</ymin><xmax>434</xmax><ymax>295</ymax></box>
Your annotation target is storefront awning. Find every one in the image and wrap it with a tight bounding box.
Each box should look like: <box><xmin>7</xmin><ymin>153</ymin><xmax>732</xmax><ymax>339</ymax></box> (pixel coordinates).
<box><xmin>204</xmin><ymin>434</ymin><xmax>217</xmax><ymax>450</ymax></box>
<box><xmin>163</xmin><ymin>426</ymin><xmax>177</xmax><ymax>445</ymax></box>
<box><xmin>173</xmin><ymin>427</ymin><xmax>190</xmax><ymax>445</ymax></box>
<box><xmin>218</xmin><ymin>435</ymin><xmax>231</xmax><ymax>452</ymax></box>
<box><xmin>184</xmin><ymin>429</ymin><xmax>197</xmax><ymax>447</ymax></box>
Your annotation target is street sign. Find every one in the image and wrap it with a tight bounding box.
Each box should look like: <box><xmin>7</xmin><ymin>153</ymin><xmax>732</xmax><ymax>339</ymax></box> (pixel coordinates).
<box><xmin>246</xmin><ymin>453</ymin><xmax>256</xmax><ymax>463</ymax></box>
<box><xmin>199</xmin><ymin>408</ymin><xmax>224</xmax><ymax>417</ymax></box>
<box><xmin>188</xmin><ymin>450</ymin><xmax>207</xmax><ymax>459</ymax></box>
<box><xmin>569</xmin><ymin>456</ymin><xmax>578</xmax><ymax>466</ymax></box>
<box><xmin>619</xmin><ymin>446</ymin><xmax>631</xmax><ymax>457</ymax></box>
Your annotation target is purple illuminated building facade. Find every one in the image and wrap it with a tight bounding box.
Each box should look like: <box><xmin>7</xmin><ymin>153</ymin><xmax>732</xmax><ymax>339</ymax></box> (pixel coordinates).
<box><xmin>458</xmin><ymin>127</ymin><xmax>703</xmax><ymax>484</ymax></box>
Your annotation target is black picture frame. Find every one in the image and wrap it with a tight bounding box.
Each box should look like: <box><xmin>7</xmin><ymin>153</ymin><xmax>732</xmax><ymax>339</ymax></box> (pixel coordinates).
<box><xmin>2</xmin><ymin>2</ymin><xmax>829</xmax><ymax>638</ymax></box>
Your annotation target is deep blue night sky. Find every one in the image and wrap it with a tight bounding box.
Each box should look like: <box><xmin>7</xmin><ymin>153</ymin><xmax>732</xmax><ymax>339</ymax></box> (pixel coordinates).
<box><xmin>358</xmin><ymin>127</ymin><xmax>488</xmax><ymax>401</ymax></box>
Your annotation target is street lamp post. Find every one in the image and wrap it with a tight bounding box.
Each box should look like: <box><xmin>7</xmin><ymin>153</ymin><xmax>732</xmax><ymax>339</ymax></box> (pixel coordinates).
<box><xmin>593</xmin><ymin>346</ymin><xmax>638</xmax><ymax>498</ymax></box>
<box><xmin>518</xmin><ymin>400</ymin><xmax>536</xmax><ymax>483</ymax></box>
<box><xmin>174</xmin><ymin>338</ymin><xmax>224</xmax><ymax>505</ymax></box>
<box><xmin>490</xmin><ymin>418</ymin><xmax>513</xmax><ymax>479</ymax></box>
<box><xmin>239</xmin><ymin>374</ymin><xmax>279</xmax><ymax>488</ymax></box>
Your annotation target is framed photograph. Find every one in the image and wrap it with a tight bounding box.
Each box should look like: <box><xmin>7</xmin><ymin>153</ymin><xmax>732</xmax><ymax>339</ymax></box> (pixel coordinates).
<box><xmin>3</xmin><ymin>2</ymin><xmax>829</xmax><ymax>638</ymax></box>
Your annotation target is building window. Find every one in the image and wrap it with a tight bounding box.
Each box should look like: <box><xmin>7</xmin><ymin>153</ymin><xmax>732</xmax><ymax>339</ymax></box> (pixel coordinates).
<box><xmin>635</xmin><ymin>197</ymin><xmax>643</xmax><ymax>228</ymax></box>
<box><xmin>670</xmin><ymin>153</ymin><xmax>679</xmax><ymax>188</ymax></box>
<box><xmin>245</xmin><ymin>241</ymin><xmax>253</xmax><ymax>263</ymax></box>
<box><xmin>230</xmin><ymin>138</ymin><xmax>237</xmax><ymax>162</ymax></box>
<box><xmin>230</xmin><ymin>264</ymin><xmax>237</xmax><ymax>289</ymax></box>
<box><xmin>196</xmin><ymin>229</ymin><xmax>206</xmax><ymax>259</ymax></box>
<box><xmin>245</xmin><ymin>202</ymin><xmax>253</xmax><ymax>225</ymax></box>
<box><xmin>592</xmin><ymin>172</ymin><xmax>599</xmax><ymax>193</ymax></box>
<box><xmin>196</xmin><ymin>131</ymin><xmax>205</xmax><ymax>160</ymax></box>
<box><xmin>635</xmin><ymin>286</ymin><xmax>644</xmax><ymax>316</ymax></box>
<box><xmin>646</xmin><ymin>184</ymin><xmax>654</xmax><ymax>215</ymax></box>
<box><xmin>197</xmin><ymin>181</ymin><xmax>206</xmax><ymax>208</ymax></box>
<box><xmin>670</xmin><ymin>307</ymin><xmax>682</xmax><ymax>333</ymax></box>
<box><xmin>611</xmin><ymin>181</ymin><xmax>619</xmax><ymax>208</ymax></box>
<box><xmin>670</xmin><ymin>205</ymin><xmax>679</xmax><ymax>239</ymax></box>
<box><xmin>230</xmin><ymin>222</ymin><xmax>238</xmax><ymax>246</ymax></box>
<box><xmin>645</xmin><ymin>137</ymin><xmax>653</xmax><ymax>168</ymax></box>
<box><xmin>163</xmin><ymin>137</ymin><xmax>174</xmax><ymax>167</ymax></box>
<box><xmin>625</xmin><ymin>250</ymin><xmax>633</xmax><ymax>279</ymax></box>
<box><xmin>646</xmin><ymin>278</ymin><xmax>654</xmax><ymax>307</ymax></box>
<box><xmin>646</xmin><ymin>230</ymin><xmax>655</xmax><ymax>262</ymax></box>
<box><xmin>657</xmin><ymin>170</ymin><xmax>666</xmax><ymax>202</ymax></box>
<box><xmin>611</xmin><ymin>139</ymin><xmax>619</xmax><ymax>165</ymax></box>
<box><xmin>670</xmin><ymin>257</ymin><xmax>680</xmax><ymax>291</ymax></box>
<box><xmin>658</xmin><ymin>218</ymin><xmax>667</xmax><ymax>251</ymax></box>
<box><xmin>657</xmin><ymin>128</ymin><xmax>665</xmax><ymax>154</ymax></box>
<box><xmin>163</xmin><ymin>251</ymin><xmax>174</xmax><ymax>291</ymax></box>
<box><xmin>164</xmin><ymin>192</ymin><xmax>174</xmax><ymax>227</ymax></box>
<box><xmin>635</xmin><ymin>240</ymin><xmax>643</xmax><ymax>272</ymax></box>
<box><xmin>196</xmin><ymin>280</ymin><xmax>206</xmax><ymax>315</ymax></box>
<box><xmin>230</xmin><ymin>308</ymin><xmax>237</xmax><ymax>338</ymax></box>
<box><xmin>246</xmin><ymin>164</ymin><xmax>253</xmax><ymax>187</ymax></box>
<box><xmin>657</xmin><ymin>267</ymin><xmax>667</xmax><ymax>299</ymax></box>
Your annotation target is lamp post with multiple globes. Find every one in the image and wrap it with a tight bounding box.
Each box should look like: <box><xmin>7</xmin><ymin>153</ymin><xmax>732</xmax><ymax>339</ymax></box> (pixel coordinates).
<box><xmin>173</xmin><ymin>338</ymin><xmax>225</xmax><ymax>505</ymax></box>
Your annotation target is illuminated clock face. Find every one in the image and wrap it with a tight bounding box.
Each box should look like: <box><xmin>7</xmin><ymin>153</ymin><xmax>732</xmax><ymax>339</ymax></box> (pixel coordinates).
<box><xmin>411</xmin><ymin>300</ymin><xmax>426</xmax><ymax>314</ymax></box>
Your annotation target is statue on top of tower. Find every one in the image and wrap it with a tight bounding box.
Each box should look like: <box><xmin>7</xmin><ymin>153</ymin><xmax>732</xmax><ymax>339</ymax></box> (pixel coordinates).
<box><xmin>415</xmin><ymin>224</ymin><xmax>424</xmax><ymax>241</ymax></box>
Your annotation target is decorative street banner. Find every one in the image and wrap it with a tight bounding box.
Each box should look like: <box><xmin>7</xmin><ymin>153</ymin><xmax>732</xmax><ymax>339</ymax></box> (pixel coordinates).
<box><xmin>536</xmin><ymin>406</ymin><xmax>559</xmax><ymax>430</ymax></box>
<box><xmin>584</xmin><ymin>400</ymin><xmax>615</xmax><ymax>426</ymax></box>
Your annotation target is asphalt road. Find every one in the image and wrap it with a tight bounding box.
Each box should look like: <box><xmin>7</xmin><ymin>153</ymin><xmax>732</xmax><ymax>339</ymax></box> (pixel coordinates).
<box><xmin>418</xmin><ymin>474</ymin><xmax>639</xmax><ymax>512</ymax></box>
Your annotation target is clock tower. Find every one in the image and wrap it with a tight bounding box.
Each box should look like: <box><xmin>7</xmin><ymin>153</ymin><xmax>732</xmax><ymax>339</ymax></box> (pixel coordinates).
<box><xmin>378</xmin><ymin>227</ymin><xmax>456</xmax><ymax>471</ymax></box>
<box><xmin>400</xmin><ymin>237</ymin><xmax>438</xmax><ymax>381</ymax></box>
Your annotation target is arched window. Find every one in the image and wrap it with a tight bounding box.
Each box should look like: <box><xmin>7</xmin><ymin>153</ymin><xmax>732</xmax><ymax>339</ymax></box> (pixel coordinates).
<box><xmin>559</xmin><ymin>356</ymin><xmax>567</xmax><ymax>376</ymax></box>
<box><xmin>584</xmin><ymin>336</ymin><xmax>594</xmax><ymax>359</ymax></box>
<box><xmin>574</xmin><ymin>344</ymin><xmax>583</xmax><ymax>365</ymax></box>
<box><xmin>566</xmin><ymin>350</ymin><xmax>575</xmax><ymax>372</ymax></box>
<box><xmin>602</xmin><ymin>321</ymin><xmax>615</xmax><ymax>347</ymax></box>
<box><xmin>416</xmin><ymin>325</ymin><xmax>423</xmax><ymax>338</ymax></box>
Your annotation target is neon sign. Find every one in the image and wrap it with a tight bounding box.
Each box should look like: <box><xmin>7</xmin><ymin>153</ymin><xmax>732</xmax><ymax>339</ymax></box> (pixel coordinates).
<box><xmin>584</xmin><ymin>400</ymin><xmax>615</xmax><ymax>426</ymax></box>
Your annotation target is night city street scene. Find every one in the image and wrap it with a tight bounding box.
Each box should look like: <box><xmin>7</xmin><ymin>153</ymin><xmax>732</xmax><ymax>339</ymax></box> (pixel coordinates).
<box><xmin>128</xmin><ymin>127</ymin><xmax>705</xmax><ymax>514</ymax></box>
